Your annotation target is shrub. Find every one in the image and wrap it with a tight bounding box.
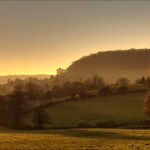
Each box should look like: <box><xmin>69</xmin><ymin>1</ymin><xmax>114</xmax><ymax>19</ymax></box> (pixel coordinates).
<box><xmin>77</xmin><ymin>121</ymin><xmax>93</xmax><ymax>128</ymax></box>
<box><xmin>118</xmin><ymin>86</ymin><xmax>128</xmax><ymax>94</ymax></box>
<box><xmin>98</xmin><ymin>86</ymin><xmax>112</xmax><ymax>96</ymax></box>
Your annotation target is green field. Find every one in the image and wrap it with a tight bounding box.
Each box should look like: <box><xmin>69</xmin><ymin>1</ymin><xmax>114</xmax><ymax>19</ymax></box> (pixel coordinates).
<box><xmin>24</xmin><ymin>92</ymin><xmax>149</xmax><ymax>128</ymax></box>
<box><xmin>0</xmin><ymin>128</ymin><xmax>150</xmax><ymax>149</ymax></box>
<box><xmin>3</xmin><ymin>88</ymin><xmax>150</xmax><ymax>149</ymax></box>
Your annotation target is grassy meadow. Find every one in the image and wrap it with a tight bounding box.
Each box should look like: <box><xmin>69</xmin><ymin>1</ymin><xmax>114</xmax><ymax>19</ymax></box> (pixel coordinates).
<box><xmin>0</xmin><ymin>128</ymin><xmax>150</xmax><ymax>149</ymax></box>
<box><xmin>24</xmin><ymin>92</ymin><xmax>149</xmax><ymax>128</ymax></box>
<box><xmin>17</xmin><ymin>90</ymin><xmax>150</xmax><ymax>149</ymax></box>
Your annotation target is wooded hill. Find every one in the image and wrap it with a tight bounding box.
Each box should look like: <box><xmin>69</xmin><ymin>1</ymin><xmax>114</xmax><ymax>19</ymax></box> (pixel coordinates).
<box><xmin>65</xmin><ymin>49</ymin><xmax>150</xmax><ymax>82</ymax></box>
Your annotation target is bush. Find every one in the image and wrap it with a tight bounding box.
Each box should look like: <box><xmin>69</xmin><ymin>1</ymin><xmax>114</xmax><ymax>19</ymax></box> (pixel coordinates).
<box><xmin>98</xmin><ymin>87</ymin><xmax>112</xmax><ymax>96</ymax></box>
<box><xmin>79</xmin><ymin>90</ymin><xmax>89</xmax><ymax>99</ymax></box>
<box><xmin>77</xmin><ymin>121</ymin><xmax>93</xmax><ymax>128</ymax></box>
<box><xmin>136</xmin><ymin>120</ymin><xmax>150</xmax><ymax>125</ymax></box>
<box><xmin>95</xmin><ymin>121</ymin><xmax>119</xmax><ymax>128</ymax></box>
<box><xmin>118</xmin><ymin>86</ymin><xmax>128</xmax><ymax>94</ymax></box>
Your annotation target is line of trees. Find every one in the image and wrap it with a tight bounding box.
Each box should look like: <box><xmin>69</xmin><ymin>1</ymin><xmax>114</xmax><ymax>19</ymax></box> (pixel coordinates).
<box><xmin>135</xmin><ymin>76</ymin><xmax>150</xmax><ymax>84</ymax></box>
<box><xmin>0</xmin><ymin>74</ymin><xmax>149</xmax><ymax>129</ymax></box>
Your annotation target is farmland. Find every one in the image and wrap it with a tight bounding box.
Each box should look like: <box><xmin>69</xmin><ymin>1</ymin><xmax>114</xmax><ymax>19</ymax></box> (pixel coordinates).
<box><xmin>14</xmin><ymin>89</ymin><xmax>150</xmax><ymax>149</ymax></box>
<box><xmin>24</xmin><ymin>92</ymin><xmax>149</xmax><ymax>128</ymax></box>
<box><xmin>0</xmin><ymin>128</ymin><xmax>150</xmax><ymax>149</ymax></box>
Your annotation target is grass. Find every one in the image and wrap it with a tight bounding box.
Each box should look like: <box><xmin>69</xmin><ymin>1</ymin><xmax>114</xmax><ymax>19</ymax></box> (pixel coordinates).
<box><xmin>24</xmin><ymin>92</ymin><xmax>150</xmax><ymax>127</ymax></box>
<box><xmin>3</xmin><ymin>91</ymin><xmax>150</xmax><ymax>149</ymax></box>
<box><xmin>0</xmin><ymin>128</ymin><xmax>150</xmax><ymax>149</ymax></box>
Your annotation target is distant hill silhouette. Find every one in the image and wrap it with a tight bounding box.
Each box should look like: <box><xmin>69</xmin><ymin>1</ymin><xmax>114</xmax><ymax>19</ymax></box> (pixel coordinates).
<box><xmin>0</xmin><ymin>75</ymin><xmax>50</xmax><ymax>84</ymax></box>
<box><xmin>65</xmin><ymin>49</ymin><xmax>150</xmax><ymax>83</ymax></box>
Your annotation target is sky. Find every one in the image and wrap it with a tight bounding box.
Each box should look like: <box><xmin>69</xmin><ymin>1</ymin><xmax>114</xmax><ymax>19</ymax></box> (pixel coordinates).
<box><xmin>0</xmin><ymin>1</ymin><xmax>150</xmax><ymax>75</ymax></box>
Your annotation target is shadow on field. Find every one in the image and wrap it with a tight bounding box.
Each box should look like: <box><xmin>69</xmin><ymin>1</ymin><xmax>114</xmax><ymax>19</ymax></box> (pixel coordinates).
<box><xmin>42</xmin><ymin>129</ymin><xmax>150</xmax><ymax>141</ymax></box>
<box><xmin>1</xmin><ymin>129</ymin><xmax>150</xmax><ymax>141</ymax></box>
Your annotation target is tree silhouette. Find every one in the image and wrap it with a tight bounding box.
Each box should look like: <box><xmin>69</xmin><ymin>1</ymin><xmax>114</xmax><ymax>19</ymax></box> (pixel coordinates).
<box><xmin>11</xmin><ymin>84</ymin><xmax>25</xmax><ymax>128</ymax></box>
<box><xmin>118</xmin><ymin>86</ymin><xmax>128</xmax><ymax>94</ymax></box>
<box><xmin>32</xmin><ymin>105</ymin><xmax>50</xmax><ymax>129</ymax></box>
<box><xmin>116</xmin><ymin>77</ymin><xmax>130</xmax><ymax>87</ymax></box>
<box><xmin>44</xmin><ymin>90</ymin><xmax>52</xmax><ymax>99</ymax></box>
<box><xmin>25</xmin><ymin>82</ymin><xmax>43</xmax><ymax>103</ymax></box>
<box><xmin>51</xmin><ymin>85</ymin><xmax>62</xmax><ymax>98</ymax></box>
<box><xmin>99</xmin><ymin>86</ymin><xmax>112</xmax><ymax>96</ymax></box>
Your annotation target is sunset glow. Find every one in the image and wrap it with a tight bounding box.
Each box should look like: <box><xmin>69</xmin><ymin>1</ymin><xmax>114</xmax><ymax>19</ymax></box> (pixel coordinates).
<box><xmin>0</xmin><ymin>1</ymin><xmax>150</xmax><ymax>75</ymax></box>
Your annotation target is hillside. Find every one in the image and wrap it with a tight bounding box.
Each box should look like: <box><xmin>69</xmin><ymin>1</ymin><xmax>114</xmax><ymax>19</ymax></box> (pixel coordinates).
<box><xmin>24</xmin><ymin>92</ymin><xmax>148</xmax><ymax>128</ymax></box>
<box><xmin>65</xmin><ymin>49</ymin><xmax>150</xmax><ymax>82</ymax></box>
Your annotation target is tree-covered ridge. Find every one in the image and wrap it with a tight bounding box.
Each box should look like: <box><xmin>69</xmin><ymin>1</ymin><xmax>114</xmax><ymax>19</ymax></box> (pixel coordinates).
<box><xmin>66</xmin><ymin>49</ymin><xmax>150</xmax><ymax>82</ymax></box>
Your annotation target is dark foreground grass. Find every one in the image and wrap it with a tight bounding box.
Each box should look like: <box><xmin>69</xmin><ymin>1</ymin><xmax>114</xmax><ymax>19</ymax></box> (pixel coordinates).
<box><xmin>0</xmin><ymin>128</ymin><xmax>150</xmax><ymax>149</ymax></box>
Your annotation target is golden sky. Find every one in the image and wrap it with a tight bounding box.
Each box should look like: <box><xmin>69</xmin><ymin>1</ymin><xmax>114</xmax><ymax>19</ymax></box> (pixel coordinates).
<box><xmin>0</xmin><ymin>1</ymin><xmax>150</xmax><ymax>75</ymax></box>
